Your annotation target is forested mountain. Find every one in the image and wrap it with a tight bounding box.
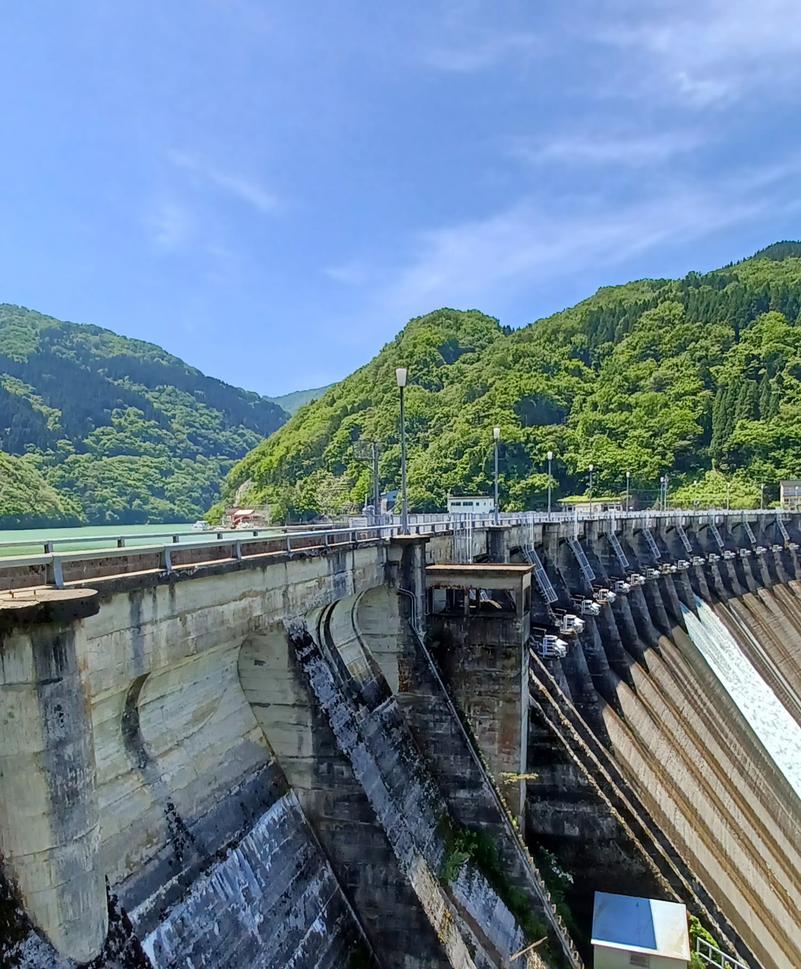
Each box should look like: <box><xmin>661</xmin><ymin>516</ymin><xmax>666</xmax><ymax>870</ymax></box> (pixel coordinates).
<box><xmin>224</xmin><ymin>242</ymin><xmax>801</xmax><ymax>520</ymax></box>
<box><xmin>267</xmin><ymin>383</ymin><xmax>335</xmax><ymax>415</ymax></box>
<box><xmin>0</xmin><ymin>305</ymin><xmax>288</xmax><ymax>526</ymax></box>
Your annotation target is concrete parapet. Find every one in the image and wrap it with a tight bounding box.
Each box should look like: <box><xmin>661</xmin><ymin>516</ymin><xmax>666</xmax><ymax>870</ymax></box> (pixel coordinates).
<box><xmin>0</xmin><ymin>589</ymin><xmax>107</xmax><ymax>963</ymax></box>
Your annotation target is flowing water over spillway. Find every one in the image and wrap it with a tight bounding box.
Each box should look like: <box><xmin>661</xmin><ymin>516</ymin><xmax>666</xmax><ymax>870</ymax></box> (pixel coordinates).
<box><xmin>682</xmin><ymin>597</ymin><xmax>801</xmax><ymax>799</ymax></box>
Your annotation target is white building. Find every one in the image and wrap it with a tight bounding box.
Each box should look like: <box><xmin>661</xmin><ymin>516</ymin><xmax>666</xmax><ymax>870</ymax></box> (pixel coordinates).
<box><xmin>780</xmin><ymin>479</ymin><xmax>801</xmax><ymax>510</ymax></box>
<box><xmin>447</xmin><ymin>495</ymin><xmax>495</xmax><ymax>515</ymax></box>
<box><xmin>591</xmin><ymin>892</ymin><xmax>690</xmax><ymax>969</ymax></box>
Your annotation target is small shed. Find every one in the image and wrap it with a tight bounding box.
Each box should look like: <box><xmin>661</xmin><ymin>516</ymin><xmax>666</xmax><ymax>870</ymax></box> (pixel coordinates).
<box><xmin>447</xmin><ymin>495</ymin><xmax>495</xmax><ymax>515</ymax></box>
<box><xmin>780</xmin><ymin>479</ymin><xmax>801</xmax><ymax>510</ymax></box>
<box><xmin>591</xmin><ymin>892</ymin><xmax>690</xmax><ymax>969</ymax></box>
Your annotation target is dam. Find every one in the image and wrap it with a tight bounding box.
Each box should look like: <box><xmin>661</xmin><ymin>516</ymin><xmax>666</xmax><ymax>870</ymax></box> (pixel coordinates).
<box><xmin>0</xmin><ymin>510</ymin><xmax>799</xmax><ymax>969</ymax></box>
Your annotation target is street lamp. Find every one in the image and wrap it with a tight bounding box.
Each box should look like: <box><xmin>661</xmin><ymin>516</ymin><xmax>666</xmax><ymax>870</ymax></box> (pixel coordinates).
<box><xmin>588</xmin><ymin>464</ymin><xmax>594</xmax><ymax>508</ymax></box>
<box><xmin>493</xmin><ymin>426</ymin><xmax>501</xmax><ymax>525</ymax></box>
<box><xmin>547</xmin><ymin>450</ymin><xmax>554</xmax><ymax>515</ymax></box>
<box><xmin>760</xmin><ymin>482</ymin><xmax>765</xmax><ymax>510</ymax></box>
<box><xmin>396</xmin><ymin>367</ymin><xmax>409</xmax><ymax>533</ymax></box>
<box><xmin>625</xmin><ymin>470</ymin><xmax>631</xmax><ymax>512</ymax></box>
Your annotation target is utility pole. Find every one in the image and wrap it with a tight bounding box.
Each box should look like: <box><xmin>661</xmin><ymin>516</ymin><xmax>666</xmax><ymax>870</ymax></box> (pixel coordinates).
<box><xmin>396</xmin><ymin>368</ymin><xmax>409</xmax><ymax>533</ymax></box>
<box><xmin>354</xmin><ymin>439</ymin><xmax>381</xmax><ymax>523</ymax></box>
<box><xmin>493</xmin><ymin>426</ymin><xmax>500</xmax><ymax>525</ymax></box>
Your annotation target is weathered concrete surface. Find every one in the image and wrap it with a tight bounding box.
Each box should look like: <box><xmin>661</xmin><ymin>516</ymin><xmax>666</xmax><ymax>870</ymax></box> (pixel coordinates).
<box><xmin>143</xmin><ymin>792</ymin><xmax>367</xmax><ymax>969</ymax></box>
<box><xmin>0</xmin><ymin>592</ymin><xmax>107</xmax><ymax>962</ymax></box>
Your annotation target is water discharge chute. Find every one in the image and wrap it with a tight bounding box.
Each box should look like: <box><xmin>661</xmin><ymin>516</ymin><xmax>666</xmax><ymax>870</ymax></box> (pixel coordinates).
<box><xmin>682</xmin><ymin>597</ymin><xmax>801</xmax><ymax>800</ymax></box>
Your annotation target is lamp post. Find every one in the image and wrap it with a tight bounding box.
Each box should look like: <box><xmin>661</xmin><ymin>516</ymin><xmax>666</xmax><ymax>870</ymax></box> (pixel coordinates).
<box><xmin>625</xmin><ymin>470</ymin><xmax>631</xmax><ymax>512</ymax></box>
<box><xmin>396</xmin><ymin>367</ymin><xmax>409</xmax><ymax>533</ymax></box>
<box><xmin>760</xmin><ymin>482</ymin><xmax>765</xmax><ymax>510</ymax></box>
<box><xmin>588</xmin><ymin>464</ymin><xmax>594</xmax><ymax>509</ymax></box>
<box><xmin>547</xmin><ymin>450</ymin><xmax>553</xmax><ymax>515</ymax></box>
<box><xmin>493</xmin><ymin>426</ymin><xmax>501</xmax><ymax>525</ymax></box>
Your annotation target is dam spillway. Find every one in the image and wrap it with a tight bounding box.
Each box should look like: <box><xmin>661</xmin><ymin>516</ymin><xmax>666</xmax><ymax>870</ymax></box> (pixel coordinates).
<box><xmin>0</xmin><ymin>512</ymin><xmax>799</xmax><ymax>968</ymax></box>
<box><xmin>683</xmin><ymin>597</ymin><xmax>801</xmax><ymax>795</ymax></box>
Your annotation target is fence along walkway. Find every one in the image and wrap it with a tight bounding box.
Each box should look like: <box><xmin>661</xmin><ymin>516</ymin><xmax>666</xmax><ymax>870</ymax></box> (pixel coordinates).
<box><xmin>0</xmin><ymin>508</ymin><xmax>787</xmax><ymax>593</ymax></box>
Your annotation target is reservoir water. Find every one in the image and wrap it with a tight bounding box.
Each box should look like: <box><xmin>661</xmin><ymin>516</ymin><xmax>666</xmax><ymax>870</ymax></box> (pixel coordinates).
<box><xmin>0</xmin><ymin>522</ymin><xmax>210</xmax><ymax>557</ymax></box>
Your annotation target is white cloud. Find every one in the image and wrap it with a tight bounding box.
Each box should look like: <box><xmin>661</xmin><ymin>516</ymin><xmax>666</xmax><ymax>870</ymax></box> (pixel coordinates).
<box><xmin>423</xmin><ymin>29</ymin><xmax>541</xmax><ymax>73</ymax></box>
<box><xmin>146</xmin><ymin>199</ymin><xmax>192</xmax><ymax>250</ymax></box>
<box><xmin>595</xmin><ymin>0</ymin><xmax>801</xmax><ymax>107</ymax></box>
<box><xmin>167</xmin><ymin>149</ymin><xmax>280</xmax><ymax>214</ymax></box>
<box><xmin>324</xmin><ymin>261</ymin><xmax>371</xmax><ymax>286</ymax></box>
<box><xmin>370</xmin><ymin>158</ymin><xmax>801</xmax><ymax>323</ymax></box>
<box><xmin>511</xmin><ymin>130</ymin><xmax>702</xmax><ymax>167</ymax></box>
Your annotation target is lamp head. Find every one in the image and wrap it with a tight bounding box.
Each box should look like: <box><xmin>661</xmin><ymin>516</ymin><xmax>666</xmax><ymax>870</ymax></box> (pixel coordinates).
<box><xmin>395</xmin><ymin>367</ymin><xmax>408</xmax><ymax>388</ymax></box>
<box><xmin>589</xmin><ymin>463</ymin><xmax>594</xmax><ymax>472</ymax></box>
<box><xmin>493</xmin><ymin>426</ymin><xmax>500</xmax><ymax>441</ymax></box>
<box><xmin>547</xmin><ymin>450</ymin><xmax>553</xmax><ymax>460</ymax></box>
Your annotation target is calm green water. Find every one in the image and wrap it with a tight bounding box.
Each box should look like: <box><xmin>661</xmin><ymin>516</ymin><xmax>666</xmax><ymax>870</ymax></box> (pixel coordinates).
<box><xmin>0</xmin><ymin>522</ymin><xmax>233</xmax><ymax>557</ymax></box>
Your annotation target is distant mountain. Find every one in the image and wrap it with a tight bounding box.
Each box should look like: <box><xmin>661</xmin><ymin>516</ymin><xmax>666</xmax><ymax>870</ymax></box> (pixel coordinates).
<box><xmin>224</xmin><ymin>242</ymin><xmax>801</xmax><ymax>520</ymax></box>
<box><xmin>0</xmin><ymin>305</ymin><xmax>288</xmax><ymax>526</ymax></box>
<box><xmin>267</xmin><ymin>383</ymin><xmax>335</xmax><ymax>415</ymax></box>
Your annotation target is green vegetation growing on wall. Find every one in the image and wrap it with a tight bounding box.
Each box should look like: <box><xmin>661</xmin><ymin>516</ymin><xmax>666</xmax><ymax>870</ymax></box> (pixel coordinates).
<box><xmin>226</xmin><ymin>244</ymin><xmax>801</xmax><ymax>520</ymax></box>
<box><xmin>439</xmin><ymin>819</ymin><xmax>550</xmax><ymax>946</ymax></box>
<box><xmin>0</xmin><ymin>304</ymin><xmax>288</xmax><ymax>525</ymax></box>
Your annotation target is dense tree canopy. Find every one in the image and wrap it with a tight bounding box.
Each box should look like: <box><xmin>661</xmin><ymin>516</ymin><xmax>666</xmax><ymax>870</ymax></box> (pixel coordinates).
<box><xmin>0</xmin><ymin>304</ymin><xmax>288</xmax><ymax>526</ymax></box>
<box><xmin>223</xmin><ymin>246</ymin><xmax>801</xmax><ymax>520</ymax></box>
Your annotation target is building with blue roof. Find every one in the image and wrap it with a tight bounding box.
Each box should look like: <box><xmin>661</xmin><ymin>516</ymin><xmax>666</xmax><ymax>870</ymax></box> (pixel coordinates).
<box><xmin>591</xmin><ymin>892</ymin><xmax>690</xmax><ymax>969</ymax></box>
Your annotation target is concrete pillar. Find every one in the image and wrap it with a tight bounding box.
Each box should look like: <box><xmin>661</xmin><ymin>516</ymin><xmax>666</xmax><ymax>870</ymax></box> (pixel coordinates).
<box><xmin>427</xmin><ymin>565</ymin><xmax>531</xmax><ymax>822</ymax></box>
<box><xmin>0</xmin><ymin>590</ymin><xmax>107</xmax><ymax>963</ymax></box>
<box><xmin>485</xmin><ymin>525</ymin><xmax>510</xmax><ymax>563</ymax></box>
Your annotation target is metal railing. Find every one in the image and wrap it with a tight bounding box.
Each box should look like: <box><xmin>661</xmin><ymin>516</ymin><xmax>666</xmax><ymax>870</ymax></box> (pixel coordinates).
<box><xmin>607</xmin><ymin>530</ymin><xmax>630</xmax><ymax>569</ymax></box>
<box><xmin>0</xmin><ymin>507</ymin><xmax>795</xmax><ymax>591</ymax></box>
<box><xmin>676</xmin><ymin>522</ymin><xmax>694</xmax><ymax>554</ymax></box>
<box><xmin>522</xmin><ymin>546</ymin><xmax>558</xmax><ymax>603</ymax></box>
<box><xmin>642</xmin><ymin>526</ymin><xmax>662</xmax><ymax>560</ymax></box>
<box><xmin>709</xmin><ymin>520</ymin><xmax>726</xmax><ymax>549</ymax></box>
<box><xmin>567</xmin><ymin>537</ymin><xmax>595</xmax><ymax>583</ymax></box>
<box><xmin>695</xmin><ymin>937</ymin><xmax>748</xmax><ymax>968</ymax></box>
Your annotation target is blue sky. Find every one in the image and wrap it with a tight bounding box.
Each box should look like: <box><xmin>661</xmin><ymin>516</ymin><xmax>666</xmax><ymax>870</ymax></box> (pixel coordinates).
<box><xmin>2</xmin><ymin>1</ymin><xmax>801</xmax><ymax>395</ymax></box>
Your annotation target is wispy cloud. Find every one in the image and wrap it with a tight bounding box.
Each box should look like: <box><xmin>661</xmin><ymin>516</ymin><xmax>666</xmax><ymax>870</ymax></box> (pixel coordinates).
<box><xmin>595</xmin><ymin>0</ymin><xmax>801</xmax><ymax>107</ymax></box>
<box><xmin>146</xmin><ymin>198</ymin><xmax>193</xmax><ymax>251</ymax></box>
<box><xmin>167</xmin><ymin>149</ymin><xmax>280</xmax><ymax>214</ymax></box>
<box><xmin>510</xmin><ymin>130</ymin><xmax>703</xmax><ymax>167</ymax></box>
<box><xmin>323</xmin><ymin>260</ymin><xmax>371</xmax><ymax>286</ymax></box>
<box><xmin>423</xmin><ymin>29</ymin><xmax>541</xmax><ymax>73</ymax></box>
<box><xmin>367</xmin><ymin>157</ymin><xmax>801</xmax><ymax>324</ymax></box>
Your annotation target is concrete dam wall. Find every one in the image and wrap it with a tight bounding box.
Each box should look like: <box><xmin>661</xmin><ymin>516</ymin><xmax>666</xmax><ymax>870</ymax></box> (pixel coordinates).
<box><xmin>524</xmin><ymin>513</ymin><xmax>801</xmax><ymax>969</ymax></box>
<box><xmin>1</xmin><ymin>512</ymin><xmax>799</xmax><ymax>968</ymax></box>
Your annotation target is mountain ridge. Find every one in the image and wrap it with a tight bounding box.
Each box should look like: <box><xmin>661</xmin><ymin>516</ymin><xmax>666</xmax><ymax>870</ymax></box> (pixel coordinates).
<box><xmin>0</xmin><ymin>304</ymin><xmax>288</xmax><ymax>526</ymax></box>
<box><xmin>222</xmin><ymin>242</ymin><xmax>801</xmax><ymax>520</ymax></box>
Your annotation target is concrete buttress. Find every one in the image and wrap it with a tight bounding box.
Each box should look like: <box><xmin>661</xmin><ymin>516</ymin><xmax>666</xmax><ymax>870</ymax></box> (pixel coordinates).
<box><xmin>0</xmin><ymin>589</ymin><xmax>107</xmax><ymax>963</ymax></box>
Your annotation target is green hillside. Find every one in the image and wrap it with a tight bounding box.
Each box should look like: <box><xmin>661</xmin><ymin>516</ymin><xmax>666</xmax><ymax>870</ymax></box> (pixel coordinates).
<box><xmin>224</xmin><ymin>243</ymin><xmax>801</xmax><ymax>519</ymax></box>
<box><xmin>0</xmin><ymin>305</ymin><xmax>288</xmax><ymax>526</ymax></box>
<box><xmin>267</xmin><ymin>383</ymin><xmax>335</xmax><ymax>415</ymax></box>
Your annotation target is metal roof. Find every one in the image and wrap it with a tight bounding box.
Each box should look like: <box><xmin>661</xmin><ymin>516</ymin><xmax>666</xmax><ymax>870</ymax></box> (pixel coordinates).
<box><xmin>591</xmin><ymin>892</ymin><xmax>690</xmax><ymax>961</ymax></box>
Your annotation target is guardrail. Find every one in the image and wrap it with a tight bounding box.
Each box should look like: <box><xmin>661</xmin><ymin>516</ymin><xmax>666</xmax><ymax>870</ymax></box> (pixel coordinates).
<box><xmin>0</xmin><ymin>508</ymin><xmax>794</xmax><ymax>593</ymax></box>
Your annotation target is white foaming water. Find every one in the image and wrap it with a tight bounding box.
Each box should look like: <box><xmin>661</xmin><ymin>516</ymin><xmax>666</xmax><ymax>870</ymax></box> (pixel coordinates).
<box><xmin>682</xmin><ymin>598</ymin><xmax>801</xmax><ymax>800</ymax></box>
